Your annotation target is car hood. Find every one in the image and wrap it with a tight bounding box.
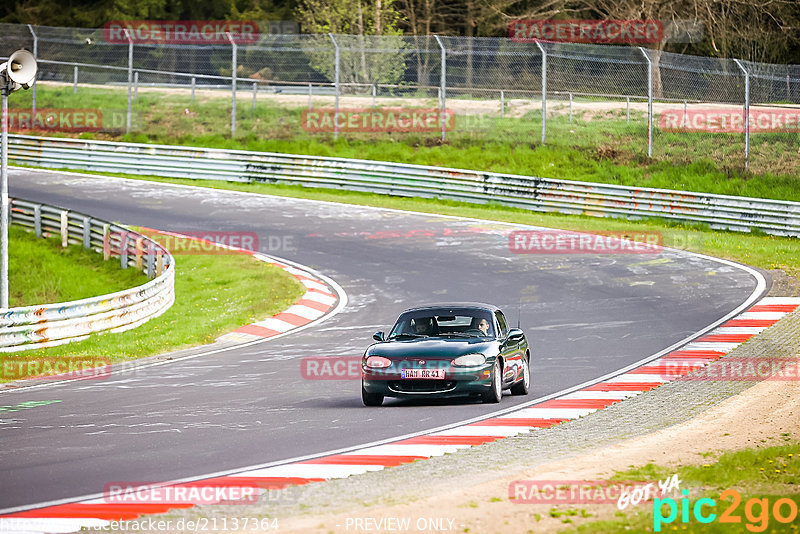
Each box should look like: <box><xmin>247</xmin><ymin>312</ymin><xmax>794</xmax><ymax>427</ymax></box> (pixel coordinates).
<box><xmin>367</xmin><ymin>337</ymin><xmax>497</xmax><ymax>359</ymax></box>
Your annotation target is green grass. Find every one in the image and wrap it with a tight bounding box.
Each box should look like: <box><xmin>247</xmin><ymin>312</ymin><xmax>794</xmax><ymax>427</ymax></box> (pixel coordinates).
<box><xmin>14</xmin><ymin>84</ymin><xmax>800</xmax><ymax>200</ymax></box>
<box><xmin>570</xmin><ymin>439</ymin><xmax>800</xmax><ymax>533</ymax></box>
<box><xmin>9</xmin><ymin>225</ymin><xmax>148</xmax><ymax>307</ymax></box>
<box><xmin>3</xmin><ymin>231</ymin><xmax>305</xmax><ymax>380</ymax></box>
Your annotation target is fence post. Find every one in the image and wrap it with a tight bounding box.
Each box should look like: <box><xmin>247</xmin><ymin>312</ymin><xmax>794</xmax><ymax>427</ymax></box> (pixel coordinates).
<box><xmin>626</xmin><ymin>96</ymin><xmax>630</xmax><ymax>124</ymax></box>
<box><xmin>27</xmin><ymin>24</ymin><xmax>37</xmax><ymax>118</ymax></box>
<box><xmin>124</xmin><ymin>29</ymin><xmax>133</xmax><ymax>134</ymax></box>
<box><xmin>134</xmin><ymin>71</ymin><xmax>139</xmax><ymax>100</ymax></box>
<box><xmin>500</xmin><ymin>90</ymin><xmax>504</xmax><ymax>117</ymax></box>
<box><xmin>733</xmin><ymin>59</ymin><xmax>750</xmax><ymax>169</ymax></box>
<box><xmin>73</xmin><ymin>65</ymin><xmax>78</xmax><ymax>94</ymax></box>
<box><xmin>434</xmin><ymin>35</ymin><xmax>446</xmax><ymax>141</ymax></box>
<box><xmin>252</xmin><ymin>81</ymin><xmax>257</xmax><ymax>110</ymax></box>
<box><xmin>569</xmin><ymin>92</ymin><xmax>573</xmax><ymax>123</ymax></box>
<box><xmin>191</xmin><ymin>76</ymin><xmax>195</xmax><ymax>104</ymax></box>
<box><xmin>372</xmin><ymin>83</ymin><xmax>376</xmax><ymax>109</ymax></box>
<box><xmin>534</xmin><ymin>41</ymin><xmax>546</xmax><ymax>145</ymax></box>
<box><xmin>226</xmin><ymin>31</ymin><xmax>237</xmax><ymax>138</ymax></box>
<box><xmin>329</xmin><ymin>34</ymin><xmax>340</xmax><ymax>141</ymax></box>
<box><xmin>308</xmin><ymin>83</ymin><xmax>312</xmax><ymax>110</ymax></box>
<box><xmin>639</xmin><ymin>47</ymin><xmax>653</xmax><ymax>158</ymax></box>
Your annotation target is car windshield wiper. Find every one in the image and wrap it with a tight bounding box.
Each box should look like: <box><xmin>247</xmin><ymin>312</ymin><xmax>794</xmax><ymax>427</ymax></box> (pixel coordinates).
<box><xmin>439</xmin><ymin>332</ymin><xmax>477</xmax><ymax>338</ymax></box>
<box><xmin>389</xmin><ymin>333</ymin><xmax>428</xmax><ymax>339</ymax></box>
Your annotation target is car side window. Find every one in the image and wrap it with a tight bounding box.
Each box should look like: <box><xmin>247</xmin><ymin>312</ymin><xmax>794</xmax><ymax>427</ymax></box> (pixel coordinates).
<box><xmin>495</xmin><ymin>311</ymin><xmax>508</xmax><ymax>338</ymax></box>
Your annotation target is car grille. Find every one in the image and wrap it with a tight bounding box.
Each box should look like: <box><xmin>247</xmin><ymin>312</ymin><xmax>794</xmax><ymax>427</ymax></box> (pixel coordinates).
<box><xmin>388</xmin><ymin>380</ymin><xmax>457</xmax><ymax>393</ymax></box>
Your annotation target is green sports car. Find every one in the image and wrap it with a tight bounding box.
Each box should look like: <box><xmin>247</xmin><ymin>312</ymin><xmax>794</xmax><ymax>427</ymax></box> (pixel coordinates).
<box><xmin>361</xmin><ymin>303</ymin><xmax>530</xmax><ymax>406</ymax></box>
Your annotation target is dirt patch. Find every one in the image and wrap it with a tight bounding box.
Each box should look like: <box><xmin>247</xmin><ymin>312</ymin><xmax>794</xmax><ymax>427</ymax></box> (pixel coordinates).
<box><xmin>769</xmin><ymin>269</ymin><xmax>800</xmax><ymax>297</ymax></box>
<box><xmin>277</xmin><ymin>374</ymin><xmax>800</xmax><ymax>533</ymax></box>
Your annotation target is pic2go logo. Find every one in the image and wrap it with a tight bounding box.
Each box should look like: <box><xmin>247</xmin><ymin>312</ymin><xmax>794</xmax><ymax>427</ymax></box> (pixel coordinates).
<box><xmin>654</xmin><ymin>489</ymin><xmax>799</xmax><ymax>532</ymax></box>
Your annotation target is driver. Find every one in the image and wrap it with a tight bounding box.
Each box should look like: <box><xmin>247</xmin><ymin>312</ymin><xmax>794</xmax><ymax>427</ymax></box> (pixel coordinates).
<box><xmin>477</xmin><ymin>318</ymin><xmax>491</xmax><ymax>336</ymax></box>
<box><xmin>413</xmin><ymin>317</ymin><xmax>433</xmax><ymax>336</ymax></box>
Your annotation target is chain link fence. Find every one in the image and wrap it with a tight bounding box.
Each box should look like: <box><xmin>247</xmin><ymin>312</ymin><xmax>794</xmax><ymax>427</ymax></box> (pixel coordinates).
<box><xmin>1</xmin><ymin>22</ymin><xmax>798</xmax><ymax>174</ymax></box>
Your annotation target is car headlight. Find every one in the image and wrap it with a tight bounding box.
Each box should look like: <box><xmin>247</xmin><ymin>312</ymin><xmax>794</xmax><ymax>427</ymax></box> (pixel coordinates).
<box><xmin>365</xmin><ymin>356</ymin><xmax>392</xmax><ymax>368</ymax></box>
<box><xmin>452</xmin><ymin>353</ymin><xmax>486</xmax><ymax>367</ymax></box>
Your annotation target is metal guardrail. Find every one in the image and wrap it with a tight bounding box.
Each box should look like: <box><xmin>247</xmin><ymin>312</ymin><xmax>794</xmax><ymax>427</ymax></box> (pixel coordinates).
<box><xmin>1</xmin><ymin>198</ymin><xmax>175</xmax><ymax>352</ymax></box>
<box><xmin>8</xmin><ymin>134</ymin><xmax>800</xmax><ymax>237</ymax></box>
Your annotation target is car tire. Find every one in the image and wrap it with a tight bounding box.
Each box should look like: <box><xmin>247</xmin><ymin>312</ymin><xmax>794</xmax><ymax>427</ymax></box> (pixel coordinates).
<box><xmin>482</xmin><ymin>359</ymin><xmax>502</xmax><ymax>404</ymax></box>
<box><xmin>362</xmin><ymin>384</ymin><xmax>384</xmax><ymax>407</ymax></box>
<box><xmin>510</xmin><ymin>355</ymin><xmax>530</xmax><ymax>396</ymax></box>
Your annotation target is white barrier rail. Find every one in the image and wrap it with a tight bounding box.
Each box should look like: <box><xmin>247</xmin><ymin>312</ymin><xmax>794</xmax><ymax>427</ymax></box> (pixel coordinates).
<box><xmin>1</xmin><ymin>198</ymin><xmax>175</xmax><ymax>352</ymax></box>
<box><xmin>8</xmin><ymin>134</ymin><xmax>800</xmax><ymax>237</ymax></box>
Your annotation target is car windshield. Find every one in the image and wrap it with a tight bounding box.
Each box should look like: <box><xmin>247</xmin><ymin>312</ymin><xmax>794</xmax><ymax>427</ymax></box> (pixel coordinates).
<box><xmin>388</xmin><ymin>308</ymin><xmax>495</xmax><ymax>339</ymax></box>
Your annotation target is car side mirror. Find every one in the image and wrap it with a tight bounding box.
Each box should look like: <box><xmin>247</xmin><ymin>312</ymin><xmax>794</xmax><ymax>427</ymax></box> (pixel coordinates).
<box><xmin>506</xmin><ymin>328</ymin><xmax>524</xmax><ymax>342</ymax></box>
<box><xmin>373</xmin><ymin>331</ymin><xmax>385</xmax><ymax>342</ymax></box>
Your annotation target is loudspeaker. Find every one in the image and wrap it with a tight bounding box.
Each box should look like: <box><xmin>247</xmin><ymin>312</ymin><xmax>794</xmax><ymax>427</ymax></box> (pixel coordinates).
<box><xmin>4</xmin><ymin>49</ymin><xmax>38</xmax><ymax>89</ymax></box>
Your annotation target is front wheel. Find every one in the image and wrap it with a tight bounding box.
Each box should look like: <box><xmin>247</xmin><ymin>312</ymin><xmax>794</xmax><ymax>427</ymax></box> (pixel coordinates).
<box><xmin>362</xmin><ymin>384</ymin><xmax>384</xmax><ymax>406</ymax></box>
<box><xmin>510</xmin><ymin>355</ymin><xmax>530</xmax><ymax>396</ymax></box>
<box><xmin>481</xmin><ymin>359</ymin><xmax>502</xmax><ymax>404</ymax></box>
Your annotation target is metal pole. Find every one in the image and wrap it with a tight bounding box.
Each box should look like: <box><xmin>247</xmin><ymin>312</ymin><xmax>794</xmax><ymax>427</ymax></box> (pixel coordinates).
<box><xmin>534</xmin><ymin>41</ymin><xmax>546</xmax><ymax>145</ymax></box>
<box><xmin>372</xmin><ymin>83</ymin><xmax>376</xmax><ymax>109</ymax></box>
<box><xmin>124</xmin><ymin>29</ymin><xmax>133</xmax><ymax>133</ymax></box>
<box><xmin>252</xmin><ymin>81</ymin><xmax>257</xmax><ymax>110</ymax></box>
<box><xmin>626</xmin><ymin>96</ymin><xmax>630</xmax><ymax>124</ymax></box>
<box><xmin>73</xmin><ymin>65</ymin><xmax>78</xmax><ymax>94</ymax></box>
<box><xmin>226</xmin><ymin>32</ymin><xmax>237</xmax><ymax>137</ymax></box>
<box><xmin>434</xmin><ymin>35</ymin><xmax>446</xmax><ymax>141</ymax></box>
<box><xmin>134</xmin><ymin>71</ymin><xmax>139</xmax><ymax>100</ymax></box>
<box><xmin>329</xmin><ymin>34</ymin><xmax>340</xmax><ymax>140</ymax></box>
<box><xmin>683</xmin><ymin>100</ymin><xmax>687</xmax><ymax>127</ymax></box>
<box><xmin>787</xmin><ymin>74</ymin><xmax>791</xmax><ymax>101</ymax></box>
<box><xmin>639</xmin><ymin>47</ymin><xmax>652</xmax><ymax>157</ymax></box>
<box><xmin>308</xmin><ymin>83</ymin><xmax>312</xmax><ymax>110</ymax></box>
<box><xmin>569</xmin><ymin>92</ymin><xmax>573</xmax><ymax>123</ymax></box>
<box><xmin>734</xmin><ymin>59</ymin><xmax>750</xmax><ymax>168</ymax></box>
<box><xmin>500</xmin><ymin>90</ymin><xmax>504</xmax><ymax>117</ymax></box>
<box><xmin>191</xmin><ymin>76</ymin><xmax>195</xmax><ymax>104</ymax></box>
<box><xmin>1</xmin><ymin>87</ymin><xmax>8</xmax><ymax>309</ymax></box>
<box><xmin>27</xmin><ymin>24</ymin><xmax>37</xmax><ymax>119</ymax></box>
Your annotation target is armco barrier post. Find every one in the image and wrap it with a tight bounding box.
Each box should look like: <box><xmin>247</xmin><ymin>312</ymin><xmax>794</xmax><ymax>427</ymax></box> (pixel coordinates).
<box><xmin>434</xmin><ymin>35</ymin><xmax>446</xmax><ymax>141</ymax></box>
<box><xmin>733</xmin><ymin>59</ymin><xmax>750</xmax><ymax>169</ymax></box>
<box><xmin>82</xmin><ymin>216</ymin><xmax>91</xmax><ymax>248</ymax></box>
<box><xmin>639</xmin><ymin>47</ymin><xmax>653</xmax><ymax>158</ymax></box>
<box><xmin>60</xmin><ymin>210</ymin><xmax>68</xmax><ymax>247</ymax></box>
<box><xmin>103</xmin><ymin>224</ymin><xmax>110</xmax><ymax>260</ymax></box>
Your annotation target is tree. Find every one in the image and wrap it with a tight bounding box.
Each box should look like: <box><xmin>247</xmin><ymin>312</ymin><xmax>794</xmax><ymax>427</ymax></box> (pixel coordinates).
<box><xmin>295</xmin><ymin>0</ymin><xmax>407</xmax><ymax>88</ymax></box>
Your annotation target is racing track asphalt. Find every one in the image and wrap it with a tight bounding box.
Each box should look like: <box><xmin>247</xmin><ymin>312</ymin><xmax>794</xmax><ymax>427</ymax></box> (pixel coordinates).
<box><xmin>0</xmin><ymin>168</ymin><xmax>766</xmax><ymax>511</ymax></box>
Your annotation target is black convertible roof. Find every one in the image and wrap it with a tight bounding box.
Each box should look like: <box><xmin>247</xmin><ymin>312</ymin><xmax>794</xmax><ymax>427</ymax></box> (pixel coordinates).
<box><xmin>400</xmin><ymin>303</ymin><xmax>502</xmax><ymax>313</ymax></box>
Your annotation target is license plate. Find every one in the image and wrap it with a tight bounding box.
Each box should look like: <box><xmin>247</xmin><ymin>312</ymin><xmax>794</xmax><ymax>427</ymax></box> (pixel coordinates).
<box><xmin>401</xmin><ymin>368</ymin><xmax>445</xmax><ymax>379</ymax></box>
